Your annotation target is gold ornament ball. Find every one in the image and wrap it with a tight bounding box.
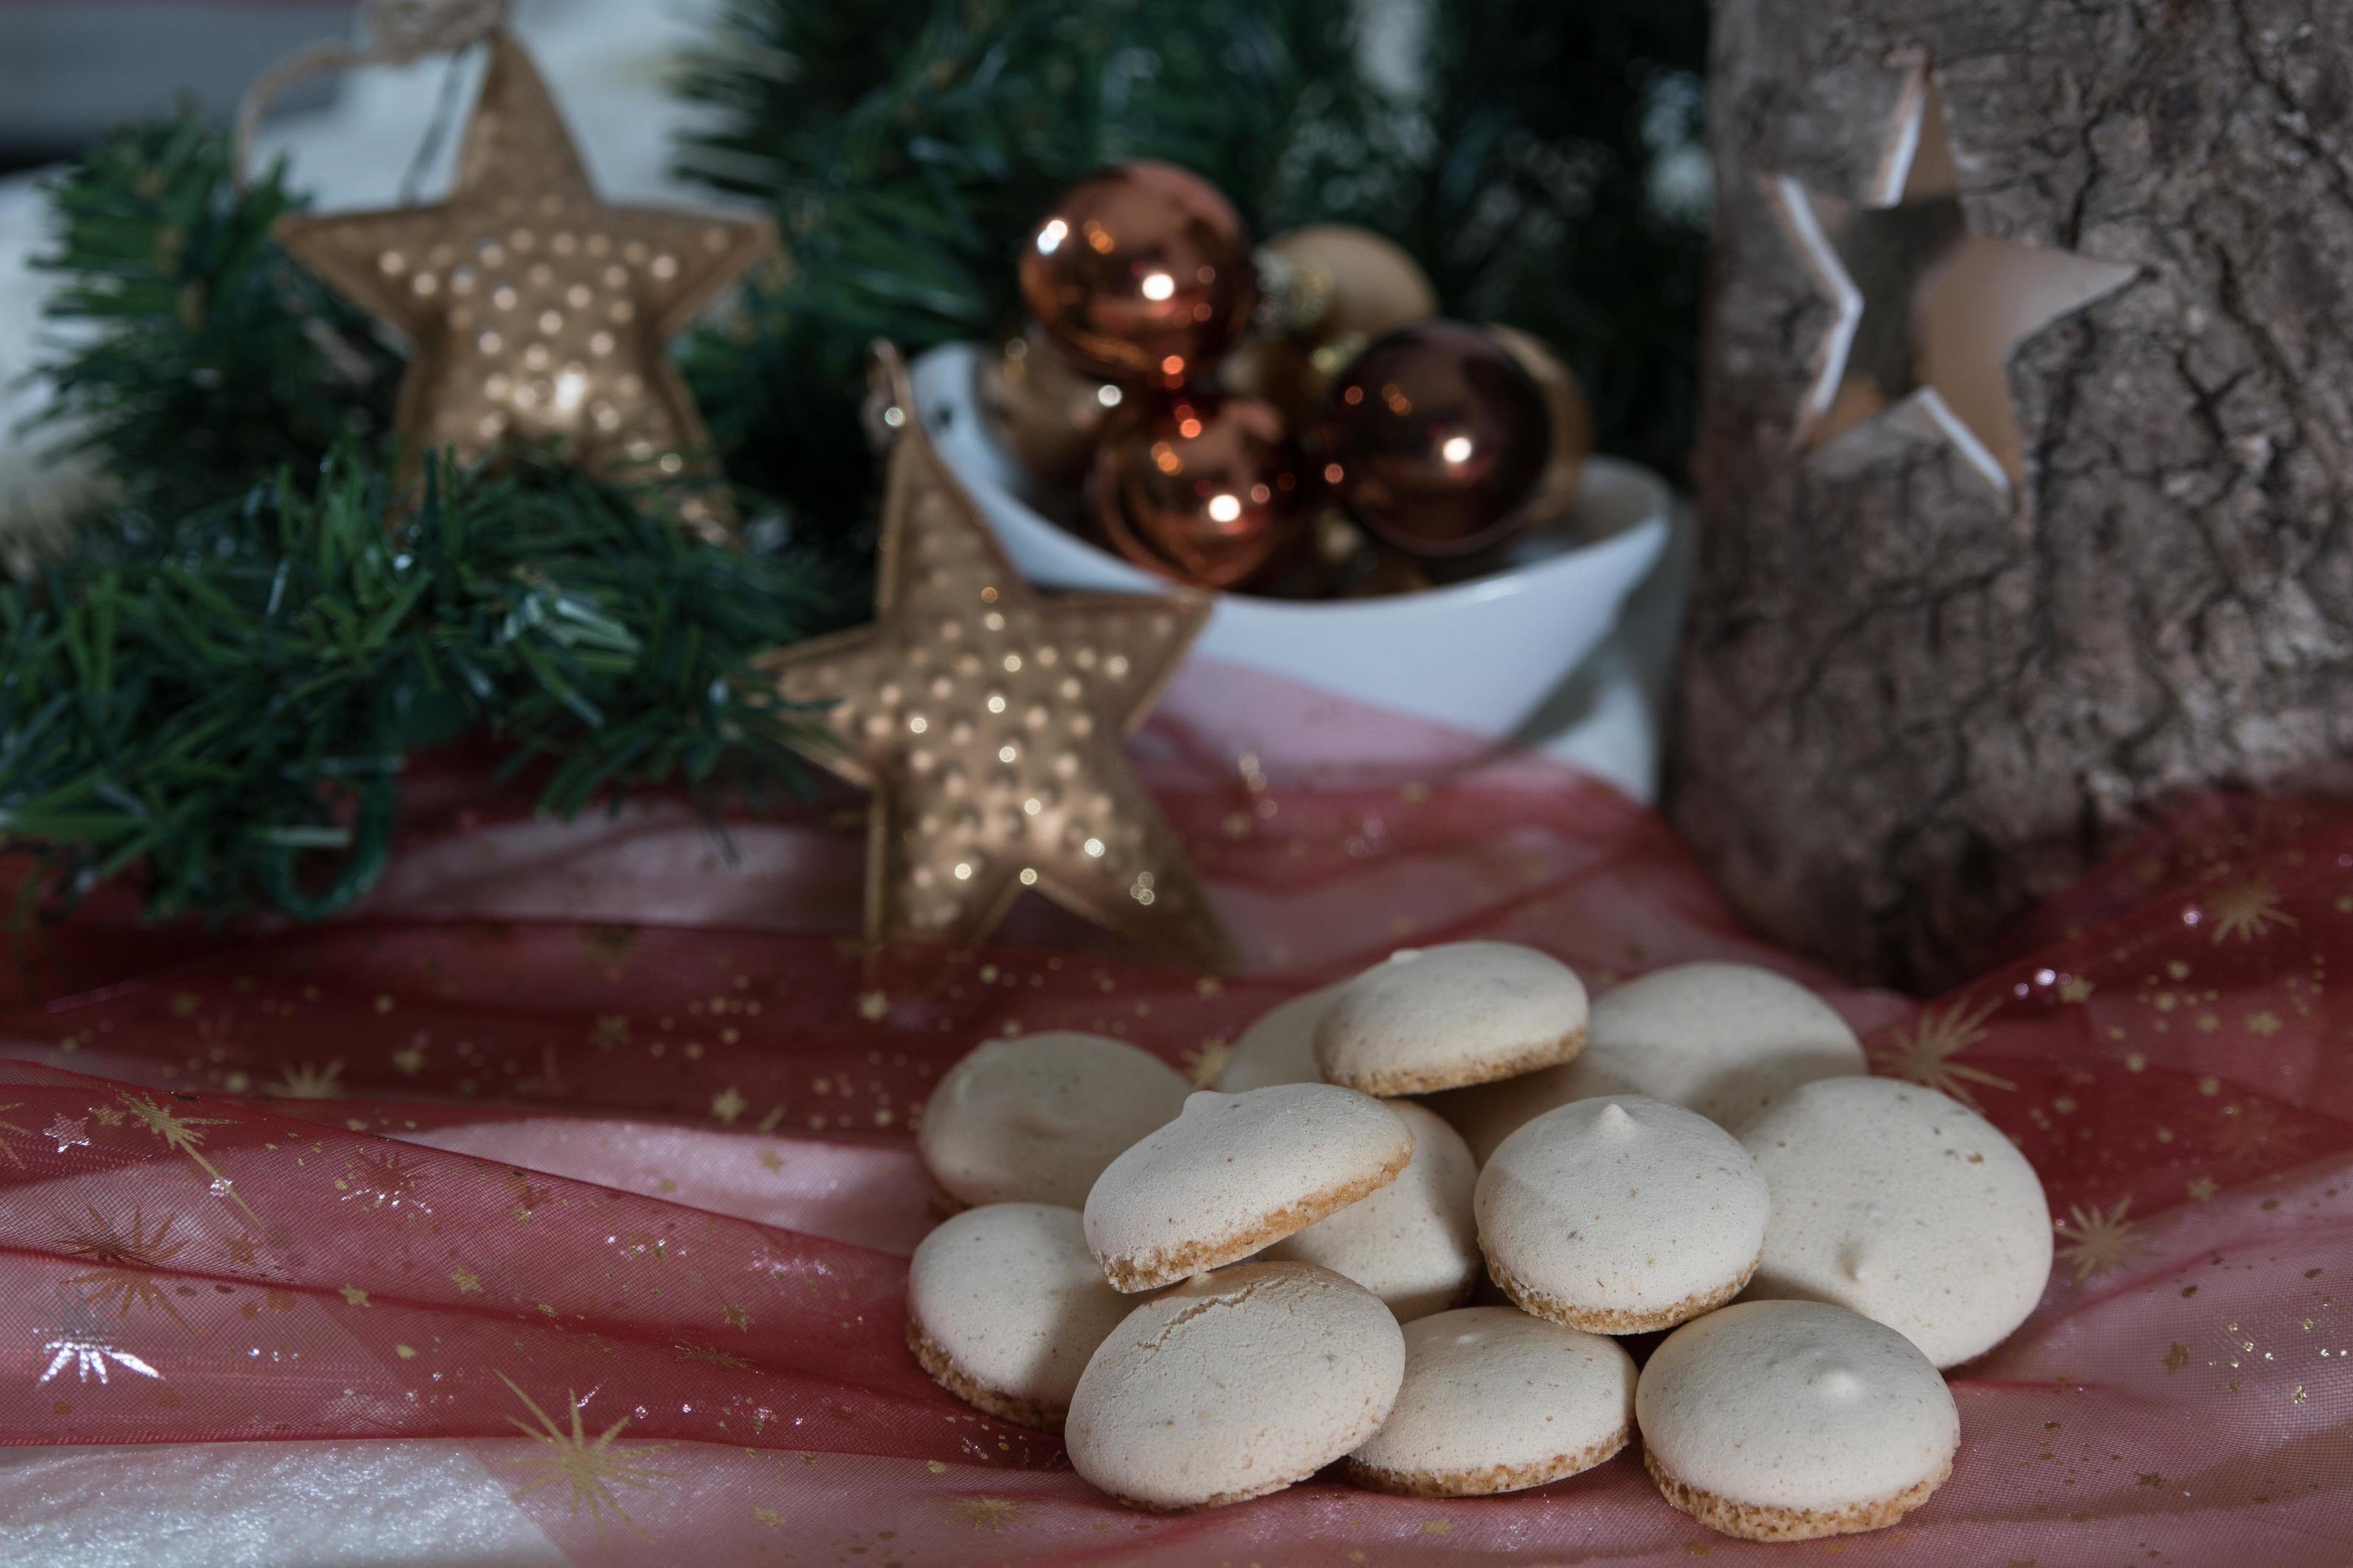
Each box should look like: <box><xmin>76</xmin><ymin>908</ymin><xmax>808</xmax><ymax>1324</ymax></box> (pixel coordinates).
<box><xmin>1270</xmin><ymin>224</ymin><xmax>1439</xmax><ymax>338</ymax></box>
<box><xmin>974</xmin><ymin>324</ymin><xmax>1126</xmax><ymax>484</ymax></box>
<box><xmin>1484</xmin><ymin>325</ymin><xmax>1594</xmax><ymax>526</ymax></box>
<box><xmin>1228</xmin><ymin>225</ymin><xmax>1439</xmax><ymax>431</ymax></box>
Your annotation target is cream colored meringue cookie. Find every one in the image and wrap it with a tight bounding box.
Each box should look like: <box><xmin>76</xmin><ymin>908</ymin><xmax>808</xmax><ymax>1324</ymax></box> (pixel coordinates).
<box><xmin>905</xmin><ymin>1203</ymin><xmax>1135</xmax><ymax>1429</ymax></box>
<box><xmin>1066</xmin><ymin>1261</ymin><xmax>1405</xmax><ymax>1511</ymax></box>
<box><xmin>1315</xmin><ymin>942</ymin><xmax>1588</xmax><ymax>1096</ymax></box>
<box><xmin>1637</xmin><ymin>1299</ymin><xmax>1960</xmax><ymax>1541</ymax></box>
<box><xmin>1215</xmin><ymin>984</ymin><xmax>1343</xmax><ymax>1092</ymax></box>
<box><xmin>1739</xmin><ymin>1075</ymin><xmax>2052</xmax><ymax>1368</ymax></box>
<box><xmin>1083</xmin><ymin>1084</ymin><xmax>1414</xmax><ymax>1292</ymax></box>
<box><xmin>1425</xmin><ymin>961</ymin><xmax>1863</xmax><ymax>1160</ymax></box>
<box><xmin>1347</xmin><ymin>1306</ymin><xmax>1635</xmax><ymax>1496</ymax></box>
<box><xmin>1476</xmin><ymin>1095</ymin><xmax>1768</xmax><ymax>1333</ymax></box>
<box><xmin>1265</xmin><ymin>1101</ymin><xmax>1479</xmax><ymax>1321</ymax></box>
<box><xmin>919</xmin><ymin>1031</ymin><xmax>1190</xmax><ymax>1210</ymax></box>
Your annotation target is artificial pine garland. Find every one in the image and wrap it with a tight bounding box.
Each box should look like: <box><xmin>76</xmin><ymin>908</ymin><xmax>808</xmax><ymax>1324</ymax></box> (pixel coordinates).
<box><xmin>1</xmin><ymin>448</ymin><xmax>821</xmax><ymax>920</ymax></box>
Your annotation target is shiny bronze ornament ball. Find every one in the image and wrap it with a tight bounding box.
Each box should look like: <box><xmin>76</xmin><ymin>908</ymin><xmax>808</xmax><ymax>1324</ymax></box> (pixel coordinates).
<box><xmin>973</xmin><ymin>324</ymin><xmax>1126</xmax><ymax>483</ymax></box>
<box><xmin>1090</xmin><ymin>388</ymin><xmax>1307</xmax><ymax>590</ymax></box>
<box><xmin>1485</xmin><ymin>324</ymin><xmax>1594</xmax><ymax>525</ymax></box>
<box><xmin>1317</xmin><ymin>321</ymin><xmax>1552</xmax><ymax>557</ymax></box>
<box><xmin>1230</xmin><ymin>225</ymin><xmax>1439</xmax><ymax>432</ymax></box>
<box><xmin>1018</xmin><ymin>161</ymin><xmax>1258</xmax><ymax>386</ymax></box>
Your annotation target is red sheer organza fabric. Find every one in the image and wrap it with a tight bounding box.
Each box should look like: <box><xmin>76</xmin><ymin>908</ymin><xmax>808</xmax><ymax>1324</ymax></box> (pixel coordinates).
<box><xmin>1</xmin><ymin>662</ymin><xmax>2346</xmax><ymax>1564</ymax></box>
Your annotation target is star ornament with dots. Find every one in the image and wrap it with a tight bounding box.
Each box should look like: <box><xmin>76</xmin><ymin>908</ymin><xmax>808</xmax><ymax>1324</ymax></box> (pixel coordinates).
<box><xmin>275</xmin><ymin>33</ymin><xmax>774</xmax><ymax>543</ymax></box>
<box><xmin>756</xmin><ymin>346</ymin><xmax>1237</xmax><ymax>973</ymax></box>
<box><xmin>1768</xmin><ymin>62</ymin><xmax>2138</xmax><ymax>490</ymax></box>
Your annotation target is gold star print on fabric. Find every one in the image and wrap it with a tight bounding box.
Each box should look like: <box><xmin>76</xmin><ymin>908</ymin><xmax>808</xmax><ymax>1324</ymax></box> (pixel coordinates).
<box><xmin>58</xmin><ymin>1206</ymin><xmax>191</xmax><ymax>1327</ymax></box>
<box><xmin>1871</xmin><ymin>994</ymin><xmax>2015</xmax><ymax>1109</ymax></box>
<box><xmin>274</xmin><ymin>35</ymin><xmax>774</xmax><ymax>544</ymax></box>
<box><xmin>1769</xmin><ymin>62</ymin><xmax>2136</xmax><ymax>489</ymax></box>
<box><xmin>269</xmin><ymin>1059</ymin><xmax>343</xmax><ymax>1100</ymax></box>
<box><xmin>2055</xmin><ymin>1199</ymin><xmax>2154</xmax><ymax>1284</ymax></box>
<box><xmin>953</xmin><ymin>1497</ymin><xmax>1023</xmax><ymax>1530</ymax></box>
<box><xmin>757</xmin><ymin>346</ymin><xmax>1236</xmax><ymax>972</ymax></box>
<box><xmin>0</xmin><ymin>1102</ymin><xmax>34</xmax><ymax>1170</ymax></box>
<box><xmin>113</xmin><ymin>1090</ymin><xmax>260</xmax><ymax>1225</ymax></box>
<box><xmin>2204</xmin><ymin>878</ymin><xmax>2298</xmax><ymax>943</ymax></box>
<box><xmin>2162</xmin><ymin>1342</ymin><xmax>2190</xmax><ymax>1373</ymax></box>
<box><xmin>43</xmin><ymin>1114</ymin><xmax>90</xmax><ymax>1153</ymax></box>
<box><xmin>500</xmin><ymin>1372</ymin><xmax>676</xmax><ymax>1538</ymax></box>
<box><xmin>1181</xmin><ymin>1039</ymin><xmax>1232</xmax><ymax>1088</ymax></box>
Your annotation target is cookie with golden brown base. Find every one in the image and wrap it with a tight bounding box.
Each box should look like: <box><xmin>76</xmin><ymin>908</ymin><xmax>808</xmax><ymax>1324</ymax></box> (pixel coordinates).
<box><xmin>1346</xmin><ymin>1306</ymin><xmax>1635</xmax><ymax>1497</ymax></box>
<box><xmin>1636</xmin><ymin>1300</ymin><xmax>1960</xmax><ymax>1542</ymax></box>
<box><xmin>905</xmin><ymin>1203</ymin><xmax>1135</xmax><ymax>1430</ymax></box>
<box><xmin>1065</xmin><ymin>1262</ymin><xmax>1404</xmax><ymax>1511</ymax></box>
<box><xmin>1083</xmin><ymin>1084</ymin><xmax>1414</xmax><ymax>1292</ymax></box>
<box><xmin>1314</xmin><ymin>942</ymin><xmax>1588</xmax><ymax>1096</ymax></box>
<box><xmin>1474</xmin><ymin>1095</ymin><xmax>1768</xmax><ymax>1334</ymax></box>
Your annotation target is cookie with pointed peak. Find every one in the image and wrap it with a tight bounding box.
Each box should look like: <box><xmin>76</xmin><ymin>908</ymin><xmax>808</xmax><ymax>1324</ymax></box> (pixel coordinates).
<box><xmin>1476</xmin><ymin>1095</ymin><xmax>1768</xmax><ymax>1333</ymax></box>
<box><xmin>1638</xmin><ymin>1300</ymin><xmax>1959</xmax><ymax>1540</ymax></box>
<box><xmin>1348</xmin><ymin>1306</ymin><xmax>1636</xmax><ymax>1496</ymax></box>
<box><xmin>1066</xmin><ymin>1261</ymin><xmax>1404</xmax><ymax>1510</ymax></box>
<box><xmin>1315</xmin><ymin>942</ymin><xmax>1588</xmax><ymax>1096</ymax></box>
<box><xmin>1083</xmin><ymin>1084</ymin><xmax>1414</xmax><ymax>1292</ymax></box>
<box><xmin>1738</xmin><ymin>1075</ymin><xmax>2052</xmax><ymax>1367</ymax></box>
<box><xmin>919</xmin><ymin>1031</ymin><xmax>1190</xmax><ymax>1210</ymax></box>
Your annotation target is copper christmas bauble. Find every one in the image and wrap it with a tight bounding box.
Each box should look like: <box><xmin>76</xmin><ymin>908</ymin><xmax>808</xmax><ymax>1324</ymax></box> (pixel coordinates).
<box><xmin>973</xmin><ymin>324</ymin><xmax>1126</xmax><ymax>483</ymax></box>
<box><xmin>1090</xmin><ymin>389</ymin><xmax>1307</xmax><ymax>590</ymax></box>
<box><xmin>1318</xmin><ymin>321</ymin><xmax>1552</xmax><ymax>557</ymax></box>
<box><xmin>1229</xmin><ymin>225</ymin><xmax>1438</xmax><ymax>431</ymax></box>
<box><xmin>1018</xmin><ymin>161</ymin><xmax>1257</xmax><ymax>385</ymax></box>
<box><xmin>1485</xmin><ymin>324</ymin><xmax>1594</xmax><ymax>525</ymax></box>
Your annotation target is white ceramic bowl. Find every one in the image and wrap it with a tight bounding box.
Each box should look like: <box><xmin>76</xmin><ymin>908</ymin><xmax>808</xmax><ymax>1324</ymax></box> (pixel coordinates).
<box><xmin>913</xmin><ymin>342</ymin><xmax>1672</xmax><ymax>741</ymax></box>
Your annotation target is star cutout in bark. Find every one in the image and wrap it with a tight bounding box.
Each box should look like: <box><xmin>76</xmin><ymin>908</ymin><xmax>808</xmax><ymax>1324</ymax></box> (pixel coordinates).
<box><xmin>1770</xmin><ymin>62</ymin><xmax>2137</xmax><ymax>489</ymax></box>
<box><xmin>756</xmin><ymin>346</ymin><xmax>1235</xmax><ymax>971</ymax></box>
<box><xmin>276</xmin><ymin>34</ymin><xmax>774</xmax><ymax>543</ymax></box>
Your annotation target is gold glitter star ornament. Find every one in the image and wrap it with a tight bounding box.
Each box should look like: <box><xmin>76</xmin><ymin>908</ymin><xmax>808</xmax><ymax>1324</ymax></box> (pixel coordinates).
<box><xmin>757</xmin><ymin>345</ymin><xmax>1237</xmax><ymax>972</ymax></box>
<box><xmin>275</xmin><ymin>33</ymin><xmax>774</xmax><ymax>543</ymax></box>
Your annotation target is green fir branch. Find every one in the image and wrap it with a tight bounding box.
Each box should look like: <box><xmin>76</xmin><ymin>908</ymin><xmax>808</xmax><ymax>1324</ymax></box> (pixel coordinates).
<box><xmin>1</xmin><ymin>448</ymin><xmax>822</xmax><ymax>922</ymax></box>
<box><xmin>30</xmin><ymin>119</ymin><xmax>401</xmax><ymax>520</ymax></box>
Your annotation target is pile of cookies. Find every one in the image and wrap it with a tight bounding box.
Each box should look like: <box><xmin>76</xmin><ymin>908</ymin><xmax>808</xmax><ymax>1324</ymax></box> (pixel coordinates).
<box><xmin>908</xmin><ymin>943</ymin><xmax>2051</xmax><ymax>1540</ymax></box>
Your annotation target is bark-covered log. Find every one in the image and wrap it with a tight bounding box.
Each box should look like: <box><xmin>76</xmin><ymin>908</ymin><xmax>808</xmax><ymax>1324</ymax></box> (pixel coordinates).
<box><xmin>1674</xmin><ymin>0</ymin><xmax>2353</xmax><ymax>991</ymax></box>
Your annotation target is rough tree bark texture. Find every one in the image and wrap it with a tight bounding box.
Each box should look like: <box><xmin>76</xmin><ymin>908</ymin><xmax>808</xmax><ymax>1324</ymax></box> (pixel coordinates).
<box><xmin>1675</xmin><ymin>0</ymin><xmax>2353</xmax><ymax>992</ymax></box>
